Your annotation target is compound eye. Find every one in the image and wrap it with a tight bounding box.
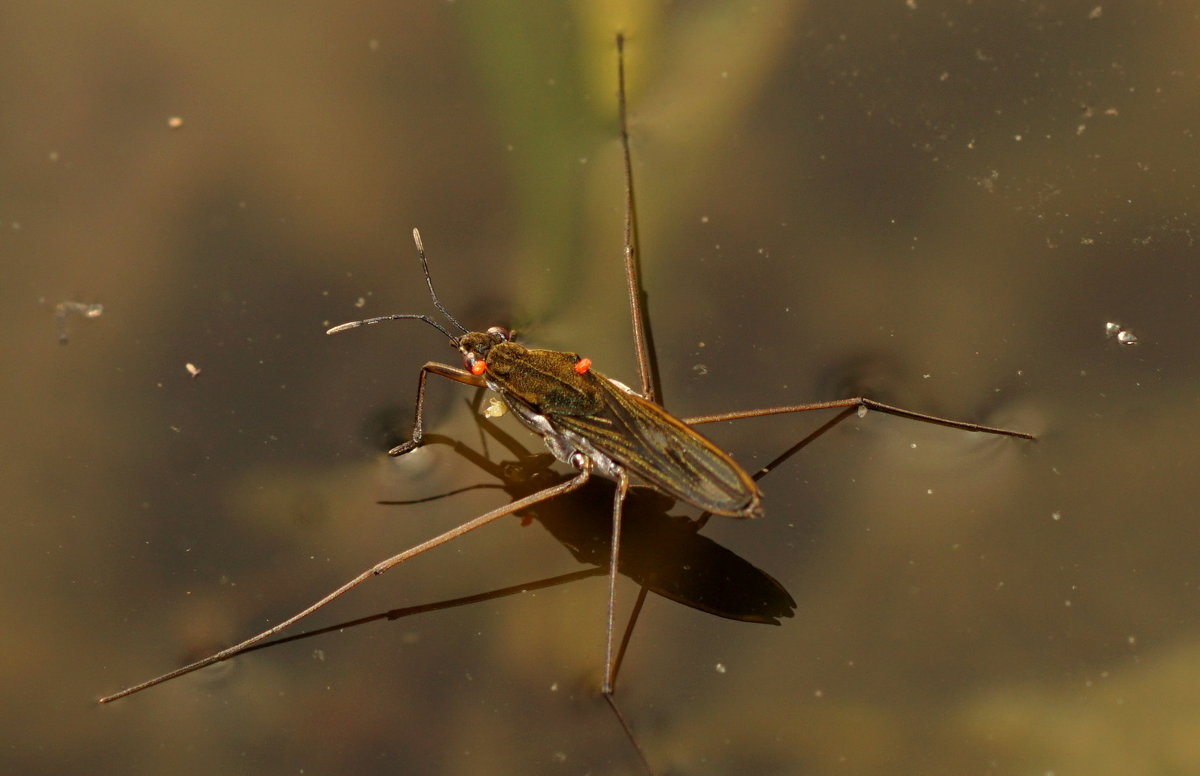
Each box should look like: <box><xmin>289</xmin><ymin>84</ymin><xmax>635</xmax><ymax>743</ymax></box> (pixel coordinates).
<box><xmin>486</xmin><ymin>326</ymin><xmax>510</xmax><ymax>342</ymax></box>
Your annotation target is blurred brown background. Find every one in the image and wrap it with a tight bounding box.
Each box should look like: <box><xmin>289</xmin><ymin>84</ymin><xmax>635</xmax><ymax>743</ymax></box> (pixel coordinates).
<box><xmin>4</xmin><ymin>1</ymin><xmax>1197</xmax><ymax>774</ymax></box>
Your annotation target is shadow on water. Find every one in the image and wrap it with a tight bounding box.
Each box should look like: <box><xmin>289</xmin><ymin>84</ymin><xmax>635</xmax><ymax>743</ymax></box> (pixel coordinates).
<box><xmin>235</xmin><ymin>407</ymin><xmax>800</xmax><ymax>669</ymax></box>
<box><xmin>399</xmin><ymin>413</ymin><xmax>797</xmax><ymax>623</ymax></box>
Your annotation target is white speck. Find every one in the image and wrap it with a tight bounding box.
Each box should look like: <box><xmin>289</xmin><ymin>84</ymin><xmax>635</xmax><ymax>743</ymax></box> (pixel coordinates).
<box><xmin>186</xmin><ymin>362</ymin><xmax>201</xmax><ymax>378</ymax></box>
<box><xmin>354</xmin><ymin>297</ymin><xmax>366</xmax><ymax>308</ymax></box>
<box><xmin>1105</xmin><ymin>321</ymin><xmax>1138</xmax><ymax>345</ymax></box>
<box><xmin>856</xmin><ymin>405</ymin><xmax>868</xmax><ymax>418</ymax></box>
<box><xmin>312</xmin><ymin>649</ymin><xmax>326</xmax><ymax>662</ymax></box>
<box><xmin>167</xmin><ymin>116</ymin><xmax>184</xmax><ymax>129</ymax></box>
<box><xmin>54</xmin><ymin>300</ymin><xmax>105</xmax><ymax>343</ymax></box>
<box><xmin>1051</xmin><ymin>511</ymin><xmax>1062</xmax><ymax>521</ymax></box>
<box><xmin>715</xmin><ymin>663</ymin><xmax>726</xmax><ymax>674</ymax></box>
<box><xmin>549</xmin><ymin>682</ymin><xmax>559</xmax><ymax>692</ymax></box>
<box><xmin>1088</xmin><ymin>6</ymin><xmax>1102</xmax><ymax>19</ymax></box>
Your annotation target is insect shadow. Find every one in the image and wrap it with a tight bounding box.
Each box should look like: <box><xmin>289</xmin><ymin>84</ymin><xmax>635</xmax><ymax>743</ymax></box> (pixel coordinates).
<box><xmin>210</xmin><ymin>401</ymin><xmax>823</xmax><ymax>672</ymax></box>
<box><xmin>387</xmin><ymin>405</ymin><xmax>798</xmax><ymax>628</ymax></box>
<box><xmin>98</xmin><ymin>34</ymin><xmax>1033</xmax><ymax>747</ymax></box>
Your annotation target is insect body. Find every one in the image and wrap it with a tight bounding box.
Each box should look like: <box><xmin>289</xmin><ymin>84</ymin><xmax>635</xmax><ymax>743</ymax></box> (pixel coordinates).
<box><xmin>459</xmin><ymin>327</ymin><xmax>762</xmax><ymax>517</ymax></box>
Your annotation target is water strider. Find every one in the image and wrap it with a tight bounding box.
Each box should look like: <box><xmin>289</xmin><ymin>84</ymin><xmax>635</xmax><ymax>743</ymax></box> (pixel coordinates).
<box><xmin>99</xmin><ymin>34</ymin><xmax>1032</xmax><ymax>717</ymax></box>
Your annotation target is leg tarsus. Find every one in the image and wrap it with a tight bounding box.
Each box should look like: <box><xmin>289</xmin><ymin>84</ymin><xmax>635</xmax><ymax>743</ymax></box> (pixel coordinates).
<box><xmin>388</xmin><ymin>362</ymin><xmax>487</xmax><ymax>457</ymax></box>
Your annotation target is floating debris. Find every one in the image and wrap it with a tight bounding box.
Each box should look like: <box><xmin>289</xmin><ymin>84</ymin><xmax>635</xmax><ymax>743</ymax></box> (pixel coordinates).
<box><xmin>167</xmin><ymin>116</ymin><xmax>184</xmax><ymax>129</ymax></box>
<box><xmin>185</xmin><ymin>363</ymin><xmax>202</xmax><ymax>378</ymax></box>
<box><xmin>1105</xmin><ymin>321</ymin><xmax>1138</xmax><ymax>346</ymax></box>
<box><xmin>54</xmin><ymin>301</ymin><xmax>103</xmax><ymax>344</ymax></box>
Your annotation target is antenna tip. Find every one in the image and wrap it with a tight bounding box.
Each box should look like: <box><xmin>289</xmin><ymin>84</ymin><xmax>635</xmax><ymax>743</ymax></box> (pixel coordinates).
<box><xmin>412</xmin><ymin>228</ymin><xmax>424</xmax><ymax>252</ymax></box>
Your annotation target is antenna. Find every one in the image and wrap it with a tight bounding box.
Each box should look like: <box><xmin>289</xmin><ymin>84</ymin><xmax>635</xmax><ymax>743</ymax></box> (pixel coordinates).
<box><xmin>325</xmin><ymin>228</ymin><xmax>470</xmax><ymax>343</ymax></box>
<box><xmin>326</xmin><ymin>313</ymin><xmax>460</xmax><ymax>343</ymax></box>
<box><xmin>412</xmin><ymin>228</ymin><xmax>469</xmax><ymax>334</ymax></box>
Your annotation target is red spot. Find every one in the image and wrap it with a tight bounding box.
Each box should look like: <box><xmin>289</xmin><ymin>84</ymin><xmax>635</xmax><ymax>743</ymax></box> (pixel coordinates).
<box><xmin>574</xmin><ymin>357</ymin><xmax>592</xmax><ymax>375</ymax></box>
<box><xmin>471</xmin><ymin>361</ymin><xmax>487</xmax><ymax>376</ymax></box>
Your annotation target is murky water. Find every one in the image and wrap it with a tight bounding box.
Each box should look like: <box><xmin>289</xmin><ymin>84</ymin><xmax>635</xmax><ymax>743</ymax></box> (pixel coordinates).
<box><xmin>5</xmin><ymin>2</ymin><xmax>1198</xmax><ymax>774</ymax></box>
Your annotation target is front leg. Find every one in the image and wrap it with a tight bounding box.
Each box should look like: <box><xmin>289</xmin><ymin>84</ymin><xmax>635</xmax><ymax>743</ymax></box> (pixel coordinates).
<box><xmin>389</xmin><ymin>362</ymin><xmax>487</xmax><ymax>456</ymax></box>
